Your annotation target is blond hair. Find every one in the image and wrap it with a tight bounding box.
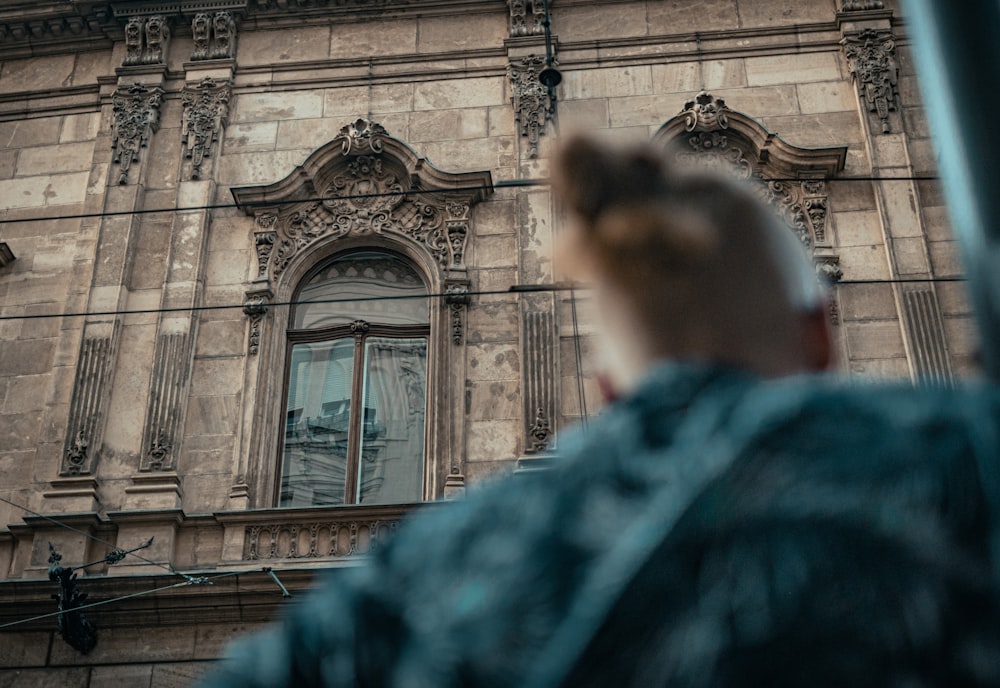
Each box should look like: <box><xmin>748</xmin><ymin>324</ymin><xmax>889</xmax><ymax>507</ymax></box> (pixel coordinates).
<box><xmin>552</xmin><ymin>136</ymin><xmax>825</xmax><ymax>375</ymax></box>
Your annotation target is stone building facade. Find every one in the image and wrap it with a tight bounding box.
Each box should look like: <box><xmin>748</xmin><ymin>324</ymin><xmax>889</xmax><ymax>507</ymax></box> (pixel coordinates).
<box><xmin>0</xmin><ymin>0</ymin><xmax>974</xmax><ymax>683</ymax></box>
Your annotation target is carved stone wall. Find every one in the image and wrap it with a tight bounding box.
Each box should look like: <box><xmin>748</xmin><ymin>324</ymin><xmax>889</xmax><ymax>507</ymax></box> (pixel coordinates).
<box><xmin>902</xmin><ymin>286</ymin><xmax>953</xmax><ymax>385</ymax></box>
<box><xmin>139</xmin><ymin>333</ymin><xmax>192</xmax><ymax>472</ymax></box>
<box><xmin>181</xmin><ymin>78</ymin><xmax>231</xmax><ymax>180</ymax></box>
<box><xmin>61</xmin><ymin>332</ymin><xmax>119</xmax><ymax>477</ymax></box>
<box><xmin>244</xmin><ymin>519</ymin><xmax>400</xmax><ymax>560</ymax></box>
<box><xmin>122</xmin><ymin>15</ymin><xmax>171</xmax><ymax>67</ymax></box>
<box><xmin>522</xmin><ymin>309</ymin><xmax>556</xmax><ymax>453</ymax></box>
<box><xmin>111</xmin><ymin>83</ymin><xmax>163</xmax><ymax>185</ymax></box>
<box><xmin>508</xmin><ymin>56</ymin><xmax>554</xmax><ymax>159</ymax></box>
<box><xmin>842</xmin><ymin>29</ymin><xmax>900</xmax><ymax>134</ymax></box>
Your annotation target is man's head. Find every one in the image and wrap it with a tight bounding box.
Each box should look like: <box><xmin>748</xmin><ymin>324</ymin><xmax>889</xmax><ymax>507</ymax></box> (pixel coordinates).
<box><xmin>551</xmin><ymin>135</ymin><xmax>832</xmax><ymax>394</ymax></box>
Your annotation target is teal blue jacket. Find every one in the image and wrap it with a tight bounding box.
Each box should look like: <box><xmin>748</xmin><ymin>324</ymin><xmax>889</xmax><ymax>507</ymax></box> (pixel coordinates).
<box><xmin>200</xmin><ymin>364</ymin><xmax>1000</xmax><ymax>687</ymax></box>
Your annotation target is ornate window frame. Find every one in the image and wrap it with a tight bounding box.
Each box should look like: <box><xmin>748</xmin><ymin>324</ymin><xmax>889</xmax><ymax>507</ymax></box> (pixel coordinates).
<box><xmin>231</xmin><ymin>120</ymin><xmax>493</xmax><ymax>507</ymax></box>
<box><xmin>652</xmin><ymin>93</ymin><xmax>848</xmax><ymax>292</ymax></box>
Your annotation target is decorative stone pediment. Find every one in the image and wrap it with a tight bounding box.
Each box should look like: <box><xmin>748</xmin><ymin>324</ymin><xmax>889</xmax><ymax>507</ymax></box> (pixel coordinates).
<box><xmin>653</xmin><ymin>93</ymin><xmax>846</xmax><ymax>261</ymax></box>
<box><xmin>231</xmin><ymin>119</ymin><xmax>494</xmax><ymax>285</ymax></box>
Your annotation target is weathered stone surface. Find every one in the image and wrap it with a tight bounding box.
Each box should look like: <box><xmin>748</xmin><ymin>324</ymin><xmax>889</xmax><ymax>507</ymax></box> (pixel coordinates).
<box><xmin>839</xmin><ymin>283</ymin><xmax>898</xmax><ymax>321</ymax></box>
<box><xmin>409</xmin><ymin>109</ymin><xmax>489</xmax><ymax>142</ymax></box>
<box><xmin>845</xmin><ymin>320</ymin><xmax>906</xmax><ymax>360</ymax></box>
<box><xmin>0</xmin><ymin>55</ymin><xmax>75</xmax><ymax>93</ymax></box>
<box><xmin>331</xmin><ymin>18</ymin><xmax>416</xmax><ymax>58</ymax></box>
<box><xmin>418</xmin><ymin>14</ymin><xmax>504</xmax><ymax>53</ymax></box>
<box><xmin>837</xmin><ymin>244</ymin><xmax>891</xmax><ymax>281</ymax></box>
<box><xmin>413</xmin><ymin>77</ymin><xmax>505</xmax><ymax>111</ymax></box>
<box><xmin>835</xmin><ymin>209</ymin><xmax>884</xmax><ymax>247</ymax></box>
<box><xmin>467</xmin><ymin>342</ymin><xmax>520</xmax><ymax>381</ymax></box>
<box><xmin>928</xmin><ymin>239</ymin><xmax>965</xmax><ymax>278</ymax></box>
<box><xmin>224</xmin><ymin>122</ymin><xmax>278</xmax><ymax>153</ymax></box>
<box><xmin>234</xmin><ymin>92</ymin><xmax>324</xmax><ymax>124</ymax></box>
<box><xmin>558</xmin><ymin>98</ymin><xmax>610</xmax><ymax>132</ymax></box>
<box><xmin>474</xmin><ymin>234</ymin><xmax>517</xmax><ymax>269</ymax></box>
<box><xmin>647</xmin><ymin>0</ymin><xmax>740</xmax><ymax>33</ymax></box>
<box><xmin>0</xmin><ymin>172</ymin><xmax>89</xmax><ymax>209</ymax></box>
<box><xmin>891</xmin><ymin>237</ymin><xmax>931</xmax><ymax>276</ymax></box>
<box><xmin>797</xmin><ymin>80</ymin><xmax>855</xmax><ymax>113</ymax></box>
<box><xmin>59</xmin><ymin>114</ymin><xmax>101</xmax><ymax>144</ymax></box>
<box><xmin>237</xmin><ymin>26</ymin><xmax>330</xmax><ymax>65</ymax></box>
<box><xmin>737</xmin><ymin>0</ymin><xmax>837</xmax><ymax>28</ymax></box>
<box><xmin>0</xmin><ymin>667</ymin><xmax>91</xmax><ymax>687</ymax></box>
<box><xmin>559</xmin><ymin>3</ymin><xmax>650</xmax><ymax>41</ymax></box>
<box><xmin>466</xmin><ymin>418</ymin><xmax>520</xmax><ymax>462</ymax></box>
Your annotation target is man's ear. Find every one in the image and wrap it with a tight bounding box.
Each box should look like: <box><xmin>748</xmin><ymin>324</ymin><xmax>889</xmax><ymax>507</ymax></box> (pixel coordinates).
<box><xmin>802</xmin><ymin>305</ymin><xmax>835</xmax><ymax>372</ymax></box>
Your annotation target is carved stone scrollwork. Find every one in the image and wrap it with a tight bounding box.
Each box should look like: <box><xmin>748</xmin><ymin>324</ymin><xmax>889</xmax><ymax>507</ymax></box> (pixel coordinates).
<box><xmin>190</xmin><ymin>11</ymin><xmax>237</xmax><ymax>61</ymax></box>
<box><xmin>244</xmin><ymin>518</ymin><xmax>400</xmax><ymax>560</ymax></box>
<box><xmin>62</xmin><ymin>332</ymin><xmax>118</xmax><ymax>476</ymax></box>
<box><xmin>815</xmin><ymin>256</ymin><xmax>843</xmax><ymax>283</ymax></box>
<box><xmin>663</xmin><ymin>93</ymin><xmax>846</xmax><ymax>263</ymax></box>
<box><xmin>243</xmin><ymin>288</ymin><xmax>272</xmax><ymax>356</ymax></box>
<box><xmin>232</xmin><ymin>120</ymin><xmax>493</xmax><ymax>284</ymax></box>
<box><xmin>111</xmin><ymin>83</ymin><xmax>163</xmax><ymax>185</ymax></box>
<box><xmin>508</xmin><ymin>0</ymin><xmax>546</xmax><ymax>36</ymax></box>
<box><xmin>121</xmin><ymin>15</ymin><xmax>170</xmax><ymax>67</ymax></box>
<box><xmin>840</xmin><ymin>0</ymin><xmax>884</xmax><ymax>9</ymax></box>
<box><xmin>140</xmin><ymin>332</ymin><xmax>191</xmax><ymax>472</ymax></box>
<box><xmin>253</xmin><ymin>216</ymin><xmax>277</xmax><ymax>279</ymax></box>
<box><xmin>842</xmin><ymin>29</ymin><xmax>899</xmax><ymax>134</ymax></box>
<box><xmin>444</xmin><ymin>282</ymin><xmax>470</xmax><ymax>345</ymax></box>
<box><xmin>682</xmin><ymin>91</ymin><xmax>730</xmax><ymax>132</ymax></box>
<box><xmin>509</xmin><ymin>56</ymin><xmax>554</xmax><ymax>159</ymax></box>
<box><xmin>338</xmin><ymin>118</ymin><xmax>387</xmax><ymax>156</ymax></box>
<box><xmin>527</xmin><ymin>407</ymin><xmax>551</xmax><ymax>452</ymax></box>
<box><xmin>181</xmin><ymin>78</ymin><xmax>231</xmax><ymax>180</ymax></box>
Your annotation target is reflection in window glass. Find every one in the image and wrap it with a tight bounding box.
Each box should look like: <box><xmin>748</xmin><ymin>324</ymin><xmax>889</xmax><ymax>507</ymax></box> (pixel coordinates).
<box><xmin>294</xmin><ymin>252</ymin><xmax>428</xmax><ymax>329</ymax></box>
<box><xmin>280</xmin><ymin>250</ymin><xmax>430</xmax><ymax>508</ymax></box>
<box><xmin>357</xmin><ymin>337</ymin><xmax>427</xmax><ymax>504</ymax></box>
<box><xmin>281</xmin><ymin>339</ymin><xmax>355</xmax><ymax>507</ymax></box>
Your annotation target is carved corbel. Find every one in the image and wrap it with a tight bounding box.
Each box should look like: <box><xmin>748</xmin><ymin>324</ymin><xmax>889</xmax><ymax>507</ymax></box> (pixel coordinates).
<box><xmin>815</xmin><ymin>255</ymin><xmax>843</xmax><ymax>283</ymax></box>
<box><xmin>509</xmin><ymin>56</ymin><xmax>554</xmax><ymax>159</ymax></box>
<box><xmin>120</xmin><ymin>15</ymin><xmax>170</xmax><ymax>67</ymax></box>
<box><xmin>253</xmin><ymin>213</ymin><xmax>278</xmax><ymax>280</ymax></box>
<box><xmin>801</xmin><ymin>179</ymin><xmax>830</xmax><ymax>246</ymax></box>
<box><xmin>508</xmin><ymin>0</ymin><xmax>545</xmax><ymax>37</ymax></box>
<box><xmin>111</xmin><ymin>83</ymin><xmax>163</xmax><ymax>185</ymax></box>
<box><xmin>444</xmin><ymin>281</ymin><xmax>470</xmax><ymax>345</ymax></box>
<box><xmin>842</xmin><ymin>29</ymin><xmax>899</xmax><ymax>134</ymax></box>
<box><xmin>181</xmin><ymin>78</ymin><xmax>231</xmax><ymax>180</ymax></box>
<box><xmin>445</xmin><ymin>202</ymin><xmax>470</xmax><ymax>269</ymax></box>
<box><xmin>243</xmin><ymin>287</ymin><xmax>272</xmax><ymax>356</ymax></box>
<box><xmin>211</xmin><ymin>11</ymin><xmax>237</xmax><ymax>59</ymax></box>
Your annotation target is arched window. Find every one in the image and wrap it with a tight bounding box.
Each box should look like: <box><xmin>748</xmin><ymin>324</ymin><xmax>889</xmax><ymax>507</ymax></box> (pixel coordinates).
<box><xmin>279</xmin><ymin>251</ymin><xmax>429</xmax><ymax>507</ymax></box>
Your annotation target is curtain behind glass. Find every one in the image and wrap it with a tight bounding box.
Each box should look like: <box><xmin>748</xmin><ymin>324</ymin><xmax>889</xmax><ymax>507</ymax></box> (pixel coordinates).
<box><xmin>281</xmin><ymin>339</ymin><xmax>355</xmax><ymax>507</ymax></box>
<box><xmin>295</xmin><ymin>253</ymin><xmax>428</xmax><ymax>329</ymax></box>
<box><xmin>357</xmin><ymin>337</ymin><xmax>428</xmax><ymax>504</ymax></box>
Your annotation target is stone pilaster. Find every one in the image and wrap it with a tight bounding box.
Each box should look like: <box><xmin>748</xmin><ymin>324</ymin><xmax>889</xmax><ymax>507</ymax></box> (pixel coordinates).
<box><xmin>839</xmin><ymin>13</ymin><xmax>953</xmax><ymax>383</ymax></box>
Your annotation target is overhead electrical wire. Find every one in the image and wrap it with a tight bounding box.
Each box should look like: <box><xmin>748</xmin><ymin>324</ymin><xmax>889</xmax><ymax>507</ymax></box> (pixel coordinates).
<box><xmin>0</xmin><ymin>277</ymin><xmax>971</xmax><ymax>323</ymax></box>
<box><xmin>0</xmin><ymin>175</ymin><xmax>943</xmax><ymax>227</ymax></box>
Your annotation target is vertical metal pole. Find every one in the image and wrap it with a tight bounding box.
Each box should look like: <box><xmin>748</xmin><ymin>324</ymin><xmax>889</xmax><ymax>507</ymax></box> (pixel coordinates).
<box><xmin>902</xmin><ymin>0</ymin><xmax>1000</xmax><ymax>381</ymax></box>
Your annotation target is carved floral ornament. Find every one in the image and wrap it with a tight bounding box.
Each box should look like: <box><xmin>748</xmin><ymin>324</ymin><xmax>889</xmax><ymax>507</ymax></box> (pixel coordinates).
<box><xmin>509</xmin><ymin>56</ymin><xmax>555</xmax><ymax>159</ymax></box>
<box><xmin>111</xmin><ymin>82</ymin><xmax>163</xmax><ymax>185</ymax></box>
<box><xmin>841</xmin><ymin>29</ymin><xmax>900</xmax><ymax>134</ymax></box>
<box><xmin>232</xmin><ymin>121</ymin><xmax>491</xmax><ymax>355</ymax></box>
<box><xmin>232</xmin><ymin>120</ymin><xmax>493</xmax><ymax>286</ymax></box>
<box><xmin>654</xmin><ymin>93</ymin><xmax>847</xmax><ymax>283</ymax></box>
<box><xmin>181</xmin><ymin>78</ymin><xmax>231</xmax><ymax>180</ymax></box>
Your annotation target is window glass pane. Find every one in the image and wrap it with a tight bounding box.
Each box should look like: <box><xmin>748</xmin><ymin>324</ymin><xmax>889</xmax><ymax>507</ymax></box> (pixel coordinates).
<box><xmin>280</xmin><ymin>339</ymin><xmax>355</xmax><ymax>507</ymax></box>
<box><xmin>356</xmin><ymin>337</ymin><xmax>427</xmax><ymax>504</ymax></box>
<box><xmin>294</xmin><ymin>252</ymin><xmax>428</xmax><ymax>329</ymax></box>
